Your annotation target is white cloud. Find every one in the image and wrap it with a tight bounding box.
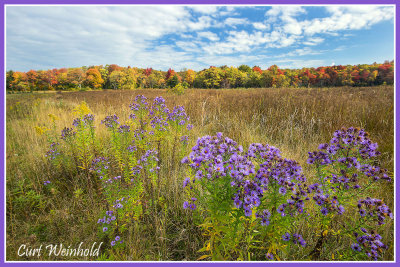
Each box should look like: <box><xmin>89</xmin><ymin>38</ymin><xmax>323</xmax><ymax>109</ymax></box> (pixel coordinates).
<box><xmin>197</xmin><ymin>53</ymin><xmax>266</xmax><ymax>69</ymax></box>
<box><xmin>202</xmin><ymin>30</ymin><xmax>270</xmax><ymax>55</ymax></box>
<box><xmin>188</xmin><ymin>6</ymin><xmax>219</xmax><ymax>14</ymax></box>
<box><xmin>269</xmin><ymin>59</ymin><xmax>326</xmax><ymax>69</ymax></box>
<box><xmin>187</xmin><ymin>16</ymin><xmax>216</xmax><ymax>31</ymax></box>
<box><xmin>303</xmin><ymin>37</ymin><xmax>324</xmax><ymax>46</ymax></box>
<box><xmin>266</xmin><ymin>6</ymin><xmax>306</xmax><ymax>35</ymax></box>
<box><xmin>197</xmin><ymin>31</ymin><xmax>219</xmax><ymax>41</ymax></box>
<box><xmin>266</xmin><ymin>6</ymin><xmax>306</xmax><ymax>21</ymax></box>
<box><xmin>301</xmin><ymin>6</ymin><xmax>394</xmax><ymax>35</ymax></box>
<box><xmin>283</xmin><ymin>23</ymin><xmax>302</xmax><ymax>35</ymax></box>
<box><xmin>253</xmin><ymin>22</ymin><xmax>269</xmax><ymax>30</ymax></box>
<box><xmin>201</xmin><ymin>29</ymin><xmax>303</xmax><ymax>54</ymax></box>
<box><xmin>224</xmin><ymin>17</ymin><xmax>249</xmax><ymax>26</ymax></box>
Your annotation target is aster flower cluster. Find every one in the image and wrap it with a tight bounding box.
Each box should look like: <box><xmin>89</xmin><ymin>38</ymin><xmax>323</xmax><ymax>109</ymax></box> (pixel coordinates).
<box><xmin>357</xmin><ymin>197</ymin><xmax>393</xmax><ymax>225</ymax></box>
<box><xmin>183</xmin><ymin>198</ymin><xmax>197</xmax><ymax>210</ymax></box>
<box><xmin>83</xmin><ymin>114</ymin><xmax>95</xmax><ymax>124</ymax></box>
<box><xmin>305</xmin><ymin>127</ymin><xmax>393</xmax><ymax>261</ymax></box>
<box><xmin>104</xmin><ymin>175</ymin><xmax>122</xmax><ymax>185</ymax></box>
<box><xmin>150</xmin><ymin>96</ymin><xmax>170</xmax><ymax>116</ymax></box>
<box><xmin>98</xmin><ymin>210</ymin><xmax>117</xmax><ymax>226</ymax></box>
<box><xmin>281</xmin><ymin>232</ymin><xmax>307</xmax><ymax>247</ymax></box>
<box><xmin>111</xmin><ymin>235</ymin><xmax>123</xmax><ymax>247</ymax></box>
<box><xmin>138</xmin><ymin>149</ymin><xmax>159</xmax><ymax>171</ymax></box>
<box><xmin>101</xmin><ymin>115</ymin><xmax>120</xmax><ymax>129</ymax></box>
<box><xmin>72</xmin><ymin>113</ymin><xmax>95</xmax><ymax>128</ymax></box>
<box><xmin>90</xmin><ymin>157</ymin><xmax>110</xmax><ymax>179</ymax></box>
<box><xmin>60</xmin><ymin>127</ymin><xmax>76</xmax><ymax>140</ymax></box>
<box><xmin>168</xmin><ymin>106</ymin><xmax>190</xmax><ymax>126</ymax></box>
<box><xmin>45</xmin><ymin>142</ymin><xmax>60</xmax><ymax>160</ymax></box>
<box><xmin>117</xmin><ymin>124</ymin><xmax>130</xmax><ymax>133</ymax></box>
<box><xmin>292</xmin><ymin>233</ymin><xmax>307</xmax><ymax>247</ymax></box>
<box><xmin>97</xmin><ymin>210</ymin><xmax>124</xmax><ymax>247</ymax></box>
<box><xmin>308</xmin><ymin>184</ymin><xmax>345</xmax><ymax>216</ymax></box>
<box><xmin>305</xmin><ymin>127</ymin><xmax>392</xmax><ymax>222</ymax></box>
<box><xmin>129</xmin><ymin>95</ymin><xmax>149</xmax><ymax>114</ymax></box>
<box><xmin>129</xmin><ymin>95</ymin><xmax>192</xmax><ymax>134</ymax></box>
<box><xmin>308</xmin><ymin>127</ymin><xmax>391</xmax><ymax>184</ymax></box>
<box><xmin>256</xmin><ymin>209</ymin><xmax>271</xmax><ymax>226</ymax></box>
<box><xmin>113</xmin><ymin>197</ymin><xmax>129</xmax><ymax>209</ymax></box>
<box><xmin>351</xmin><ymin>228</ymin><xmax>388</xmax><ymax>260</ymax></box>
<box><xmin>182</xmin><ymin>132</ymin><xmax>309</xmax><ymax>226</ymax></box>
<box><xmin>180</xmin><ymin>135</ymin><xmax>189</xmax><ymax>145</ymax></box>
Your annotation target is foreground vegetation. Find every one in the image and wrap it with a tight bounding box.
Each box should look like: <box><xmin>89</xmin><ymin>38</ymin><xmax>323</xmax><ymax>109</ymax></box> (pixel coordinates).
<box><xmin>6</xmin><ymin>86</ymin><xmax>394</xmax><ymax>261</ymax></box>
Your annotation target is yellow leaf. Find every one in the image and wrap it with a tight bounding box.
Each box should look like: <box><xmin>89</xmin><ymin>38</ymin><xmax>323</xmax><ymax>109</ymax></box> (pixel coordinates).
<box><xmin>197</xmin><ymin>255</ymin><xmax>210</xmax><ymax>261</ymax></box>
<box><xmin>322</xmin><ymin>230</ymin><xmax>328</xmax><ymax>237</ymax></box>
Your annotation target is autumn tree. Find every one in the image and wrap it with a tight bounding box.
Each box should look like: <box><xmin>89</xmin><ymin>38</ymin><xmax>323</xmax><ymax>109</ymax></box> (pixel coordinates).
<box><xmin>195</xmin><ymin>67</ymin><xmax>224</xmax><ymax>88</ymax></box>
<box><xmin>26</xmin><ymin>70</ymin><xmax>38</xmax><ymax>91</ymax></box>
<box><xmin>67</xmin><ymin>68</ymin><xmax>86</xmax><ymax>89</ymax></box>
<box><xmin>184</xmin><ymin>69</ymin><xmax>196</xmax><ymax>87</ymax></box>
<box><xmin>238</xmin><ymin>64</ymin><xmax>252</xmax><ymax>73</ymax></box>
<box><xmin>109</xmin><ymin>68</ymin><xmax>138</xmax><ymax>89</ymax></box>
<box><xmin>85</xmin><ymin>68</ymin><xmax>104</xmax><ymax>89</ymax></box>
<box><xmin>6</xmin><ymin>70</ymin><xmax>14</xmax><ymax>92</ymax></box>
<box><xmin>11</xmin><ymin>72</ymin><xmax>28</xmax><ymax>92</ymax></box>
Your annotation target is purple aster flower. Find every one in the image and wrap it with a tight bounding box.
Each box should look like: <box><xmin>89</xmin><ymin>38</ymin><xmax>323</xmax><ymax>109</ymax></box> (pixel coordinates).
<box><xmin>351</xmin><ymin>243</ymin><xmax>362</xmax><ymax>252</ymax></box>
<box><xmin>244</xmin><ymin>208</ymin><xmax>252</xmax><ymax>217</ymax></box>
<box><xmin>279</xmin><ymin>187</ymin><xmax>287</xmax><ymax>195</ymax></box>
<box><xmin>260</xmin><ymin>217</ymin><xmax>269</xmax><ymax>226</ymax></box>
<box><xmin>183</xmin><ymin>177</ymin><xmax>191</xmax><ymax>188</ymax></box>
<box><xmin>266</xmin><ymin>253</ymin><xmax>274</xmax><ymax>260</ymax></box>
<box><xmin>234</xmin><ymin>197</ymin><xmax>242</xmax><ymax>209</ymax></box>
<box><xmin>321</xmin><ymin>207</ymin><xmax>328</xmax><ymax>216</ymax></box>
<box><xmin>282</xmin><ymin>233</ymin><xmax>291</xmax><ymax>241</ymax></box>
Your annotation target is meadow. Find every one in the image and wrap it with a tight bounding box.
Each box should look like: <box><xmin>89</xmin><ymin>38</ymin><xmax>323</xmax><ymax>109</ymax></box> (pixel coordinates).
<box><xmin>6</xmin><ymin>85</ymin><xmax>394</xmax><ymax>261</ymax></box>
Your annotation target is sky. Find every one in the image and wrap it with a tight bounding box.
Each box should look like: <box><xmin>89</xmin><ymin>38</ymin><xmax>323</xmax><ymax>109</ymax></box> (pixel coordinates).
<box><xmin>6</xmin><ymin>5</ymin><xmax>395</xmax><ymax>72</ymax></box>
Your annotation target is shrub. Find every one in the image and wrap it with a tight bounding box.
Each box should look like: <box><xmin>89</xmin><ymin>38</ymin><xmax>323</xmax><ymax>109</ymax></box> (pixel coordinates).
<box><xmin>168</xmin><ymin>83</ymin><xmax>186</xmax><ymax>95</ymax></box>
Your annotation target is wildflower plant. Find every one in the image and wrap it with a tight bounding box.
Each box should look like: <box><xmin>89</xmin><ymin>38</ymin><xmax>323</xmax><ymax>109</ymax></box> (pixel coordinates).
<box><xmin>90</xmin><ymin>96</ymin><xmax>193</xmax><ymax>255</ymax></box>
<box><xmin>71</xmin><ymin>102</ymin><xmax>97</xmax><ymax>170</ymax></box>
<box><xmin>182</xmin><ymin>133</ymin><xmax>309</xmax><ymax>260</ymax></box>
<box><xmin>307</xmin><ymin>127</ymin><xmax>393</xmax><ymax>260</ymax></box>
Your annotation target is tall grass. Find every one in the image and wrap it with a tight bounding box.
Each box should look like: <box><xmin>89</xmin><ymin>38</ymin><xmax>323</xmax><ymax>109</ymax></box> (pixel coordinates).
<box><xmin>6</xmin><ymin>86</ymin><xmax>394</xmax><ymax>261</ymax></box>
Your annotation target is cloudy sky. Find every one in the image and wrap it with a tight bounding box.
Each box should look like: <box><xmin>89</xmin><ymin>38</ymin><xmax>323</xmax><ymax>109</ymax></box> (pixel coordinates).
<box><xmin>6</xmin><ymin>5</ymin><xmax>395</xmax><ymax>72</ymax></box>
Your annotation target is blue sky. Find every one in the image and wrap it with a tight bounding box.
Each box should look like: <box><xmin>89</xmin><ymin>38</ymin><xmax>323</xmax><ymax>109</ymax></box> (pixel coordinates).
<box><xmin>6</xmin><ymin>5</ymin><xmax>395</xmax><ymax>72</ymax></box>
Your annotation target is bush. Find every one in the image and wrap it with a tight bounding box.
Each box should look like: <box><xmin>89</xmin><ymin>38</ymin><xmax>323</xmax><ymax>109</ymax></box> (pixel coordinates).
<box><xmin>168</xmin><ymin>83</ymin><xmax>186</xmax><ymax>95</ymax></box>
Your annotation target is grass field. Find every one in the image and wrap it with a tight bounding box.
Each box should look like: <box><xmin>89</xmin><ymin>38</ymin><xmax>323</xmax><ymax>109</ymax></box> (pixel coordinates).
<box><xmin>6</xmin><ymin>86</ymin><xmax>394</xmax><ymax>261</ymax></box>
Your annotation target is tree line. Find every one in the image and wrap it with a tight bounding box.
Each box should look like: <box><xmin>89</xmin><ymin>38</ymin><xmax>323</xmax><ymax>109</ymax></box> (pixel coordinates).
<box><xmin>6</xmin><ymin>61</ymin><xmax>394</xmax><ymax>92</ymax></box>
